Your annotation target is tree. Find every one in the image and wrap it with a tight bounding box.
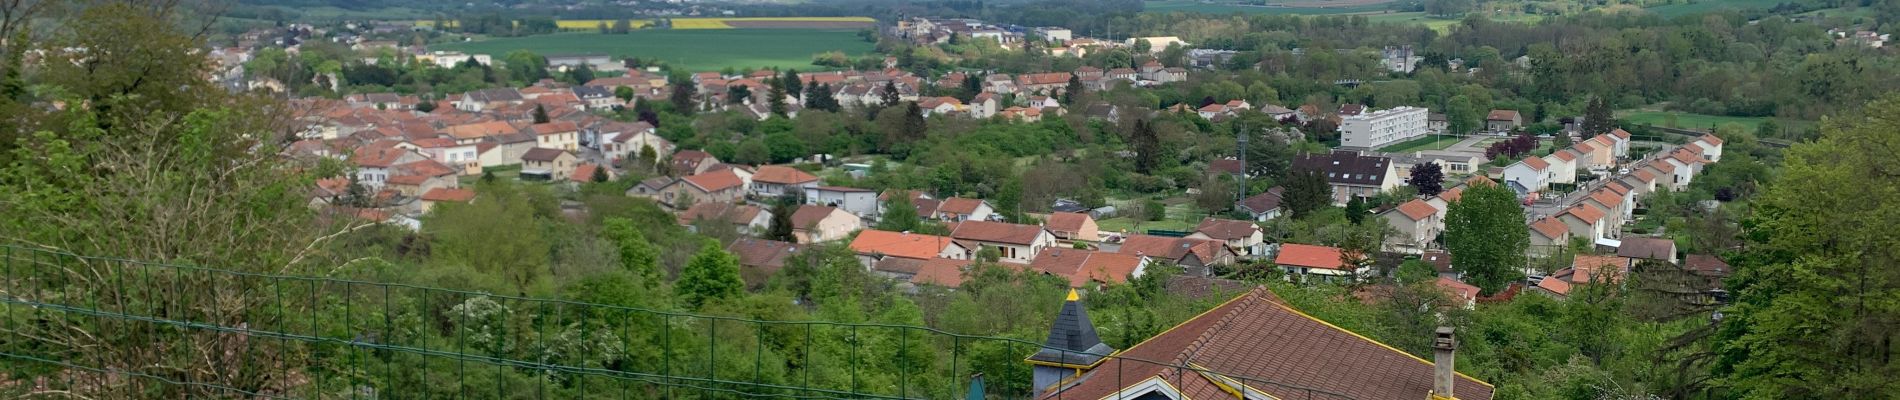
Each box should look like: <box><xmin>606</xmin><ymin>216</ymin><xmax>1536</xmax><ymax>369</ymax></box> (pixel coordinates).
<box><xmin>1443</xmin><ymin>181</ymin><xmax>1527</xmax><ymax>294</ymax></box>
<box><xmin>503</xmin><ymin>50</ymin><xmax>550</xmax><ymax>85</ymax></box>
<box><xmin>1396</xmin><ymin>259</ymin><xmax>1436</xmax><ymax>284</ymax></box>
<box><xmin>961</xmin><ymin>72</ymin><xmax>985</xmax><ymax>101</ymax></box>
<box><xmin>735</xmin><ymin>138</ymin><xmax>771</xmax><ymax>166</ymax></box>
<box><xmin>611</xmin><ymin>18</ymin><xmax>632</xmax><ymax>34</ymax></box>
<box><xmin>881</xmin><ymin>80</ymin><xmax>900</xmax><ymax>106</ymax></box>
<box><xmin>806</xmin><ymin>83</ymin><xmax>841</xmax><ymax>112</ymax></box>
<box><xmin>876</xmin><ymin>196</ymin><xmax>922</xmax><ymax>233</ymax></box>
<box><xmin>533</xmin><ymin>103</ymin><xmax>550</xmax><ymax>123</ymax></box>
<box><xmin>416</xmin><ymin>99</ymin><xmax>437</xmax><ymax>113</ymax></box>
<box><xmin>1282</xmin><ymin>169</ymin><xmax>1333</xmax><ymax>217</ymax></box>
<box><xmin>780</xmin><ymin>69</ymin><xmax>802</xmax><ymax>102</ymax></box>
<box><xmin>1446</xmin><ymin>95</ymin><xmax>1482</xmax><ymax>134</ymax></box>
<box><xmin>566</xmin><ymin>64</ymin><xmax>595</xmax><ymax>86</ymax></box>
<box><xmin>902</xmin><ymin>101</ymin><xmax>927</xmax><ymax>140</ymax></box>
<box><xmin>1344</xmin><ymin>196</ymin><xmax>1368</xmax><ymax>225</ymax></box>
<box><xmin>728</xmin><ymin>84</ymin><xmax>751</xmax><ymax>104</ymax></box>
<box><xmin>602</xmin><ymin>217</ymin><xmax>662</xmax><ymax>288</ymax></box>
<box><xmin>1582</xmin><ymin>96</ymin><xmax>1615</xmax><ymax>135</ymax></box>
<box><xmin>1408</xmin><ymin>162</ymin><xmax>1445</xmax><ymax>197</ymax></box>
<box><xmin>1195</xmin><ymin>174</ymin><xmax>1235</xmax><ymax>213</ymax></box>
<box><xmin>669</xmin><ymin>76</ymin><xmax>697</xmax><ymax>114</ymax></box>
<box><xmin>592</xmin><ymin>164</ymin><xmax>609</xmax><ymax>183</ymax></box>
<box><xmin>1714</xmin><ymin>95</ymin><xmax>1900</xmax><ymax>398</ymax></box>
<box><xmin>766</xmin><ymin>200</ymin><xmax>800</xmax><ymax>242</ymax></box>
<box><xmin>676</xmin><ymin>241</ymin><xmax>744</xmax><ymax>309</ymax></box>
<box><xmin>614</xmin><ymin>86</ymin><xmax>635</xmax><ymax>103</ymax></box>
<box><xmin>1063</xmin><ymin>73</ymin><xmax>1084</xmax><ymax>104</ymax></box>
<box><xmin>769</xmin><ymin>79</ymin><xmax>789</xmax><ymax>116</ymax></box>
<box><xmin>1131</xmin><ymin>119</ymin><xmax>1162</xmax><ymax>173</ymax></box>
<box><xmin>597</xmin><ymin>21</ymin><xmax>609</xmax><ymax>34</ymax></box>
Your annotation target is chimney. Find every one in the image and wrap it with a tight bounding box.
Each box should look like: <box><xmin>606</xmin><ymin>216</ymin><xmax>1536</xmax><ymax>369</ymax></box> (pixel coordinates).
<box><xmin>1432</xmin><ymin>327</ymin><xmax>1457</xmax><ymax>399</ymax></box>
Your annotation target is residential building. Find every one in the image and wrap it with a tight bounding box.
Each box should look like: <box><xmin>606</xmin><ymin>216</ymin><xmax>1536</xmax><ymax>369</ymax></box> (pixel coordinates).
<box><xmin>1485</xmin><ymin>109</ymin><xmax>1521</xmax><ymax>132</ymax></box>
<box><xmin>651</xmin><ymin>169</ymin><xmax>747</xmax><ymax>209</ymax></box>
<box><xmin>1293</xmin><ymin>151</ymin><xmax>1401</xmax><ymax>205</ymax></box>
<box><xmin>1026</xmin><ymin>286</ymin><xmax>1494</xmax><ymax>400</ymax></box>
<box><xmin>789</xmin><ymin>205</ymin><xmax>863</xmax><ymax>244</ymax></box>
<box><xmin>1535</xmin><ymin>255</ymin><xmax>1632</xmax><ymax>299</ymax></box>
<box><xmin>1236</xmin><ymin>187</ymin><xmax>1285</xmax><ymax>222</ymax></box>
<box><xmin>948</xmin><ymin>221</ymin><xmax>1058</xmax><ymax>264</ymax></box>
<box><xmin>1044</xmin><ymin>212</ymin><xmax>1101</xmax><ymax>242</ymax></box>
<box><xmin>750</xmin><ymin>165</ymin><xmax>821</xmax><ymax>198</ymax></box>
<box><xmin>1275</xmin><ymin>243</ymin><xmax>1368</xmax><ymax>282</ymax></box>
<box><xmin>1617</xmin><ymin>237</ymin><xmax>1678</xmax><ymax>265</ymax></box>
<box><xmin>1557</xmin><ymin>203</ymin><xmax>1611</xmax><ymax>241</ymax></box>
<box><xmin>678</xmin><ymin>202</ymin><xmax>770</xmax><ymax>235</ymax></box>
<box><xmin>670</xmin><ymin>150</ymin><xmax>720</xmax><ymax>176</ymax></box>
<box><xmin>417</xmin><ymin>188</ymin><xmax>475</xmax><ymax>214</ymax></box>
<box><xmin>1501</xmin><ymin>156</ymin><xmax>1552</xmax><ymax>195</ymax></box>
<box><xmin>933</xmin><ymin>197</ymin><xmax>994</xmax><ymax>222</ymax></box>
<box><xmin>1543</xmin><ymin>150</ymin><xmax>1578</xmax><ymax>185</ymax></box>
<box><xmin>526</xmin><ymin>121</ymin><xmax>581</xmax><ymax>151</ymax></box>
<box><xmin>1028</xmin><ymin>248</ymin><xmax>1148</xmax><ymax>288</ymax></box>
<box><xmin>1116</xmin><ymin>235</ymin><xmax>1234</xmax><ymax>276</ymax></box>
<box><xmin>519</xmin><ymin>148</ymin><xmax>577</xmax><ymax>181</ymax></box>
<box><xmin>907</xmin><ymin>257</ymin><xmax>980</xmax><ymax>288</ymax></box>
<box><xmin>1529</xmin><ymin>217</ymin><xmax>1571</xmax><ymax>257</ymax></box>
<box><xmin>454</xmin><ymin>88</ymin><xmax>522</xmax><ymax>112</ymax></box>
<box><xmin>725</xmin><ymin>239</ymin><xmax>798</xmax><ymax>288</ymax></box>
<box><xmin>1380</xmin><ymin>199</ymin><xmax>1442</xmax><ymax>254</ymax></box>
<box><xmin>805</xmin><ymin>186</ymin><xmax>879</xmax><ymax>218</ymax></box>
<box><xmin>1186</xmin><ymin>218</ymin><xmax>1268</xmax><ymax>257</ymax></box>
<box><xmin>1692</xmin><ymin>134</ymin><xmax>1724</xmax><ymax>162</ymax></box>
<box><xmin>1338</xmin><ymin>106</ymin><xmax>1430</xmax><ymax>149</ymax></box>
<box><xmin>848</xmin><ymin>229</ymin><xmax>970</xmax><ymax>273</ymax></box>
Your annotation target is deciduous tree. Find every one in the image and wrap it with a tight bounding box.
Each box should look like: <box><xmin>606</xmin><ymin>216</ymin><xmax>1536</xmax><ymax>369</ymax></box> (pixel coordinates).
<box><xmin>676</xmin><ymin>241</ymin><xmax>744</xmax><ymax>309</ymax></box>
<box><xmin>1408</xmin><ymin>162</ymin><xmax>1445</xmax><ymax>197</ymax></box>
<box><xmin>1443</xmin><ymin>181</ymin><xmax>1527</xmax><ymax>294</ymax></box>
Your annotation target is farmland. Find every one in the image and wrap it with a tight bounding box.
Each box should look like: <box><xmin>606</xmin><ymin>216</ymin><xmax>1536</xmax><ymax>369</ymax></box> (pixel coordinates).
<box><xmin>1617</xmin><ymin>110</ymin><xmax>1812</xmax><ymax>135</ymax></box>
<box><xmin>1645</xmin><ymin>0</ymin><xmax>1785</xmax><ymax>17</ymax></box>
<box><xmin>1143</xmin><ymin>0</ymin><xmax>1394</xmax><ymax>15</ymax></box>
<box><xmin>669</xmin><ymin>17</ymin><xmax>876</xmax><ymax>30</ymax></box>
<box><xmin>432</xmin><ymin>30</ymin><xmax>876</xmax><ymax>72</ymax></box>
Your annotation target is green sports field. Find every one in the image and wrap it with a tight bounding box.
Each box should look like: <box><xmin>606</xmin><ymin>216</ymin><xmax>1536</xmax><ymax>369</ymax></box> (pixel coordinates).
<box><xmin>432</xmin><ymin>30</ymin><xmax>875</xmax><ymax>72</ymax></box>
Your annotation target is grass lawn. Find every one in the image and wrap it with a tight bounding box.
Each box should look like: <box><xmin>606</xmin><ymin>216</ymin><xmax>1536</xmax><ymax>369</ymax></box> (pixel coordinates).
<box><xmin>1617</xmin><ymin>110</ymin><xmax>1813</xmax><ymax>135</ymax></box>
<box><xmin>1143</xmin><ymin>0</ymin><xmax>1393</xmax><ymax>15</ymax></box>
<box><xmin>433</xmin><ymin>30</ymin><xmax>876</xmax><ymax>72</ymax></box>
<box><xmin>1377</xmin><ymin>134</ymin><xmax>1463</xmax><ymax>153</ymax></box>
<box><xmin>1097</xmin><ymin>199</ymin><xmax>1203</xmax><ymax>234</ymax></box>
<box><xmin>1646</xmin><ymin>0</ymin><xmax>1785</xmax><ymax>17</ymax></box>
<box><xmin>1363</xmin><ymin>12</ymin><xmax>1461</xmax><ymax>32</ymax></box>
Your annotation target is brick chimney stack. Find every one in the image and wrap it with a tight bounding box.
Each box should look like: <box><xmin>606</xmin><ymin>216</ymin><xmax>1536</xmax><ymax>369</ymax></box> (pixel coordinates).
<box><xmin>1432</xmin><ymin>326</ymin><xmax>1457</xmax><ymax>399</ymax></box>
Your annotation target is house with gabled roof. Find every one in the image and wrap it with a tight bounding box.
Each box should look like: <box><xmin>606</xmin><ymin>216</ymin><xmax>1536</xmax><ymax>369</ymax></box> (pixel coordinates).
<box><xmin>670</xmin><ymin>150</ymin><xmax>720</xmax><ymax>176</ymax></box>
<box><xmin>1543</xmin><ymin>149</ymin><xmax>1579</xmax><ymax>184</ymax></box>
<box><xmin>1186</xmin><ymin>218</ymin><xmax>1267</xmax><ymax>257</ymax></box>
<box><xmin>1274</xmin><ymin>243</ymin><xmax>1368</xmax><ymax>282</ymax></box>
<box><xmin>949</xmin><ymin>220</ymin><xmax>1058</xmax><ymax>264</ymax></box>
<box><xmin>805</xmin><ymin>186</ymin><xmax>878</xmax><ymax>218</ymax></box>
<box><xmin>1641</xmin><ymin>160</ymin><xmax>1684</xmax><ymax>192</ymax></box>
<box><xmin>1617</xmin><ymin>236</ymin><xmax>1678</xmax><ymax>265</ymax></box>
<box><xmin>932</xmin><ymin>197</ymin><xmax>994</xmax><ymax>222</ymax></box>
<box><xmin>726</xmin><ymin>239</ymin><xmax>798</xmax><ymax>288</ymax></box>
<box><xmin>1501</xmin><ymin>156</ymin><xmax>1552</xmax><ymax>195</ymax></box>
<box><xmin>601</xmin><ymin>121</ymin><xmax>667</xmax><ymax>163</ymax></box>
<box><xmin>1557</xmin><ymin>203</ymin><xmax>1610</xmax><ymax>241</ymax></box>
<box><xmin>1529</xmin><ymin>217</ymin><xmax>1572</xmax><ymax>257</ymax></box>
<box><xmin>1663</xmin><ymin>148</ymin><xmax>1703</xmax><ymax>187</ymax></box>
<box><xmin>1044</xmin><ymin>212</ymin><xmax>1101</xmax><ymax>243</ymax></box>
<box><xmin>1237</xmin><ymin>187</ymin><xmax>1285</xmax><ymax>222</ymax></box>
<box><xmin>417</xmin><ymin>187</ymin><xmax>475</xmax><ymax>214</ymax></box>
<box><xmin>1292</xmin><ymin>151</ymin><xmax>1400</xmax><ymax>205</ymax></box>
<box><xmin>1582</xmin><ymin>188</ymin><xmax>1631</xmax><ymax>227</ymax></box>
<box><xmin>790</xmin><ymin>205</ymin><xmax>862</xmax><ymax>243</ymax></box>
<box><xmin>1485</xmin><ymin>109</ymin><xmax>1521</xmax><ymax>132</ymax></box>
<box><xmin>1535</xmin><ymin>255</ymin><xmax>1632</xmax><ymax>298</ymax></box>
<box><xmin>385</xmin><ymin>159</ymin><xmax>460</xmax><ymax>199</ymax></box>
<box><xmin>655</xmin><ymin>168</ymin><xmax>746</xmax><ymax>209</ymax></box>
<box><xmin>849</xmin><ymin>229</ymin><xmax>970</xmax><ymax>274</ymax></box>
<box><xmin>351</xmin><ymin>143</ymin><xmax>426</xmax><ymax>189</ymax></box>
<box><xmin>678</xmin><ymin>202</ymin><xmax>770</xmax><ymax>235</ymax></box>
<box><xmin>750</xmin><ymin>165</ymin><xmax>821</xmax><ymax>198</ymax></box>
<box><xmin>1116</xmin><ymin>235</ymin><xmax>1236</xmax><ymax>276</ymax></box>
<box><xmin>907</xmin><ymin>257</ymin><xmax>980</xmax><ymax>288</ymax></box>
<box><xmin>1025</xmin><ymin>286</ymin><xmax>1494</xmax><ymax>400</ymax></box>
<box><xmin>1029</xmin><ymin>248</ymin><xmax>1148</xmax><ymax>288</ymax></box>
<box><xmin>1621</xmin><ymin>167</ymin><xmax>1659</xmax><ymax>195</ymax></box>
<box><xmin>1607</xmin><ymin>128</ymin><xmax>1633</xmax><ymax>157</ymax></box>
<box><xmin>1379</xmin><ymin>199</ymin><xmax>1443</xmax><ymax>254</ymax></box>
<box><xmin>1692</xmin><ymin>134</ymin><xmax>1724</xmax><ymax>162</ymax></box>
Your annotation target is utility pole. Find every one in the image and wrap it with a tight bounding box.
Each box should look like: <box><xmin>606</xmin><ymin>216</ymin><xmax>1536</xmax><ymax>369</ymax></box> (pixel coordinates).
<box><xmin>1236</xmin><ymin>122</ymin><xmax>1248</xmax><ymax>203</ymax></box>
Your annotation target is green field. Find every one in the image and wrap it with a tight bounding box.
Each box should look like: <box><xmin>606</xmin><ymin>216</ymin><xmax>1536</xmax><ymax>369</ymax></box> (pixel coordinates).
<box><xmin>1617</xmin><ymin>110</ymin><xmax>1812</xmax><ymax>134</ymax></box>
<box><xmin>1646</xmin><ymin>0</ymin><xmax>1784</xmax><ymax>17</ymax></box>
<box><xmin>1377</xmin><ymin>134</ymin><xmax>1463</xmax><ymax>153</ymax></box>
<box><xmin>1143</xmin><ymin>0</ymin><xmax>1394</xmax><ymax>15</ymax></box>
<box><xmin>433</xmin><ymin>30</ymin><xmax>875</xmax><ymax>72</ymax></box>
<box><xmin>1364</xmin><ymin>12</ymin><xmax>1462</xmax><ymax>31</ymax></box>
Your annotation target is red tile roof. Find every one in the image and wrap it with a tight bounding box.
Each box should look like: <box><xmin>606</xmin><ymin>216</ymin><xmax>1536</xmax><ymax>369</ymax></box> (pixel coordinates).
<box><xmin>1530</xmin><ymin>217</ymin><xmax>1569</xmax><ymax>240</ymax></box>
<box><xmin>909</xmin><ymin>258</ymin><xmax>983</xmax><ymax>287</ymax></box>
<box><xmin>1568</xmin><ymin>255</ymin><xmax>1630</xmax><ymax>284</ymax></box>
<box><xmin>1536</xmin><ymin>274</ymin><xmax>1573</xmax><ymax>295</ymax></box>
<box><xmin>1045</xmin><ymin>212</ymin><xmax>1094</xmax><ymax>234</ymax></box>
<box><xmin>790</xmin><ymin>205</ymin><xmax>841</xmax><ymax>229</ymax></box>
<box><xmin>1274</xmin><ymin>243</ymin><xmax>1348</xmax><ymax>270</ymax></box>
<box><xmin>1436</xmin><ymin>277</ymin><xmax>1480</xmax><ymax>303</ymax></box>
<box><xmin>681</xmin><ymin>169</ymin><xmax>744</xmax><ymax>192</ymax></box>
<box><xmin>1486</xmin><ymin>109</ymin><xmax>1519</xmax><ymax>121</ymax></box>
<box><xmin>1611</xmin><ymin>128</ymin><xmax>1631</xmax><ymax>139</ymax></box>
<box><xmin>1194</xmin><ymin>218</ymin><xmax>1260</xmax><ymax>240</ymax></box>
<box><xmin>1392</xmin><ymin>199</ymin><xmax>1438</xmax><ymax>221</ymax></box>
<box><xmin>1440</xmin><ymin>186</ymin><xmax>1466</xmax><ymax>202</ymax></box>
<box><xmin>1698</xmin><ymin>134</ymin><xmax>1723</xmax><ymax>145</ymax></box>
<box><xmin>1039</xmin><ymin>287</ymin><xmax>1495</xmax><ymax>400</ymax></box>
<box><xmin>752</xmin><ymin>165</ymin><xmax>819</xmax><ymax>185</ymax></box>
<box><xmin>1562</xmin><ymin>203</ymin><xmax>1606</xmax><ymax>224</ymax></box>
<box><xmin>1118</xmin><ymin>235</ymin><xmax>1227</xmax><ymax>262</ymax></box>
<box><xmin>1029</xmin><ymin>248</ymin><xmax>1145</xmax><ymax>287</ymax></box>
<box><xmin>948</xmin><ymin>220</ymin><xmax>1046</xmax><ymax>245</ymax></box>
<box><xmin>1520</xmin><ymin>156</ymin><xmax>1549</xmax><ymax>171</ymax></box>
<box><xmin>849</xmin><ymin>229</ymin><xmax>955</xmax><ymax>260</ymax></box>
<box><xmin>528</xmin><ymin>121</ymin><xmax>580</xmax><ymax>136</ymax></box>
<box><xmin>1552</xmin><ymin>149</ymin><xmax>1577</xmax><ymax>162</ymax></box>
<box><xmin>420</xmin><ymin>188</ymin><xmax>475</xmax><ymax>202</ymax></box>
<box><xmin>936</xmin><ymin>197</ymin><xmax>987</xmax><ymax>215</ymax></box>
<box><xmin>678</xmin><ymin>202</ymin><xmax>764</xmax><ymax>226</ymax></box>
<box><xmin>1587</xmin><ymin>189</ymin><xmax>1624</xmax><ymax>210</ymax></box>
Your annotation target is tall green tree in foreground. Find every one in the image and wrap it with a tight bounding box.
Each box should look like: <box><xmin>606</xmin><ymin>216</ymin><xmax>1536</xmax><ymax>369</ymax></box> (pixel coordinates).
<box><xmin>1714</xmin><ymin>95</ymin><xmax>1900</xmax><ymax>398</ymax></box>
<box><xmin>1443</xmin><ymin>181</ymin><xmax>1527</xmax><ymax>294</ymax></box>
<box><xmin>676</xmin><ymin>241</ymin><xmax>744</xmax><ymax>309</ymax></box>
<box><xmin>1282</xmin><ymin>169</ymin><xmax>1333</xmax><ymax>218</ymax></box>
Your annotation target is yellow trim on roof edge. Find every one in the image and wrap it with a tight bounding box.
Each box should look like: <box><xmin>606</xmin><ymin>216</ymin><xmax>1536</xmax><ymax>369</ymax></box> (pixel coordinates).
<box><xmin>1269</xmin><ymin>301</ymin><xmax>1495</xmax><ymax>389</ymax></box>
